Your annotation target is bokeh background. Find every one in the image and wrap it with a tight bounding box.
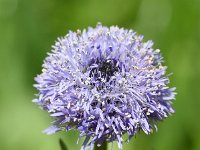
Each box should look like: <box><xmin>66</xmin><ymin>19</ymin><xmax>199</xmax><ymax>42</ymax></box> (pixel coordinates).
<box><xmin>0</xmin><ymin>0</ymin><xmax>200</xmax><ymax>150</ymax></box>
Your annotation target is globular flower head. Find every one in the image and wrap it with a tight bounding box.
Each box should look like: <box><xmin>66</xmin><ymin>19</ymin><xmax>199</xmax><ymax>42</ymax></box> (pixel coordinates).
<box><xmin>34</xmin><ymin>23</ymin><xmax>176</xmax><ymax>149</ymax></box>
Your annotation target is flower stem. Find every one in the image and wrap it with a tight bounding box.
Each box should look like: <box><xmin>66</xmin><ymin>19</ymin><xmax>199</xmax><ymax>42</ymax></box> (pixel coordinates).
<box><xmin>59</xmin><ymin>138</ymin><xmax>68</xmax><ymax>150</ymax></box>
<box><xmin>94</xmin><ymin>142</ymin><xmax>107</xmax><ymax>150</ymax></box>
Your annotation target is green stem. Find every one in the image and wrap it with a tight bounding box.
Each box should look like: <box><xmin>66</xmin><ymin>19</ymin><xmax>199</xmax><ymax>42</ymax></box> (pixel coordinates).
<box><xmin>59</xmin><ymin>138</ymin><xmax>68</xmax><ymax>150</ymax></box>
<box><xmin>94</xmin><ymin>142</ymin><xmax>107</xmax><ymax>150</ymax></box>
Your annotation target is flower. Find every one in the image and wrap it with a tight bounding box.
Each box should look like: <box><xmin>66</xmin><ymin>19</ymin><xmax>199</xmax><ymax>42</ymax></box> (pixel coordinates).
<box><xmin>33</xmin><ymin>23</ymin><xmax>176</xmax><ymax>149</ymax></box>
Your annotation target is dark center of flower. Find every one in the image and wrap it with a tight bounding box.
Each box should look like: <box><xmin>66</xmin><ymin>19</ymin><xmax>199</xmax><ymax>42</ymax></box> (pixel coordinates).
<box><xmin>89</xmin><ymin>59</ymin><xmax>119</xmax><ymax>82</ymax></box>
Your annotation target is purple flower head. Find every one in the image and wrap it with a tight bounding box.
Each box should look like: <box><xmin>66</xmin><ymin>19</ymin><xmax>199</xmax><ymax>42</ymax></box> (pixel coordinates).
<box><xmin>34</xmin><ymin>23</ymin><xmax>176</xmax><ymax>149</ymax></box>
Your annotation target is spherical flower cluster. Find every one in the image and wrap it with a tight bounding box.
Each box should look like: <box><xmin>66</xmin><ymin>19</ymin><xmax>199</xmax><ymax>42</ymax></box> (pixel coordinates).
<box><xmin>33</xmin><ymin>23</ymin><xmax>176</xmax><ymax>149</ymax></box>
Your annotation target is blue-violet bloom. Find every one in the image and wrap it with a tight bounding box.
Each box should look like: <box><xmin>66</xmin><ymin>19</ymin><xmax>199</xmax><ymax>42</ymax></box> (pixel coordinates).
<box><xmin>33</xmin><ymin>23</ymin><xmax>176</xmax><ymax>150</ymax></box>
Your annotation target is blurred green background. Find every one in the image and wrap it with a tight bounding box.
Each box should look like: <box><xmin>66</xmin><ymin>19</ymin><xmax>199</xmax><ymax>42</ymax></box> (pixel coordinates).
<box><xmin>0</xmin><ymin>0</ymin><xmax>200</xmax><ymax>150</ymax></box>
